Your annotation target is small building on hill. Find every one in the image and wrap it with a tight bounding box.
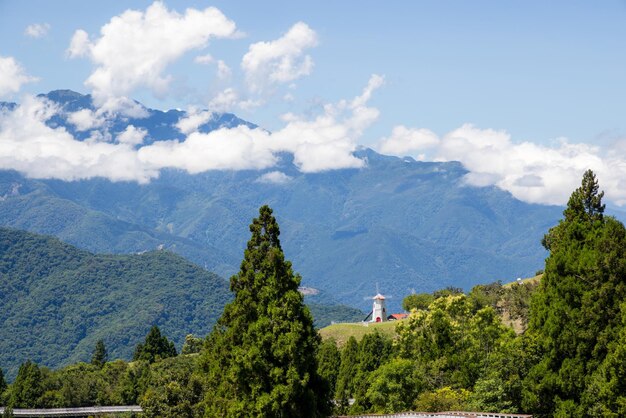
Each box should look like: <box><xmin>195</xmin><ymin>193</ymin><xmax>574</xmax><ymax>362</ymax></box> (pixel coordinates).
<box><xmin>371</xmin><ymin>293</ymin><xmax>387</xmax><ymax>322</ymax></box>
<box><xmin>387</xmin><ymin>313</ymin><xmax>408</xmax><ymax>321</ymax></box>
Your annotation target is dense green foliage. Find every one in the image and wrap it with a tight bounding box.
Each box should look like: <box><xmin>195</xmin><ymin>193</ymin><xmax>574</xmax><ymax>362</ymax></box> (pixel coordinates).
<box><xmin>334</xmin><ymin>336</ymin><xmax>359</xmax><ymax>414</ymax></box>
<box><xmin>133</xmin><ymin>326</ymin><xmax>177</xmax><ymax>364</ymax></box>
<box><xmin>181</xmin><ymin>335</ymin><xmax>203</xmax><ymax>355</ymax></box>
<box><xmin>0</xmin><ymin>355</ymin><xmax>200</xmax><ymax>413</ymax></box>
<box><xmin>402</xmin><ymin>293</ymin><xmax>434</xmax><ymax>311</ymax></box>
<box><xmin>316</xmin><ymin>339</ymin><xmax>341</xmax><ymax>398</ymax></box>
<box><xmin>201</xmin><ymin>206</ymin><xmax>330</xmax><ymax>417</ymax></box>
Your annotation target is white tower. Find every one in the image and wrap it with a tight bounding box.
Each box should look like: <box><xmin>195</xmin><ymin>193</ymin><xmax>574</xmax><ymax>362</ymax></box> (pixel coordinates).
<box><xmin>371</xmin><ymin>293</ymin><xmax>387</xmax><ymax>322</ymax></box>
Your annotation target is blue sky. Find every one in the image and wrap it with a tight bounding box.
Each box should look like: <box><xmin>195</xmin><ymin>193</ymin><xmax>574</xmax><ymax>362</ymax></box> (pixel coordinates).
<box><xmin>1</xmin><ymin>1</ymin><xmax>626</xmax><ymax>205</ymax></box>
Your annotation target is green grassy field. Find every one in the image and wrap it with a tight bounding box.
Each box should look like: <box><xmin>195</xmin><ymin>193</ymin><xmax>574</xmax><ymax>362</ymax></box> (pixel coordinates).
<box><xmin>503</xmin><ymin>273</ymin><xmax>543</xmax><ymax>288</ymax></box>
<box><xmin>318</xmin><ymin>320</ymin><xmax>400</xmax><ymax>347</ymax></box>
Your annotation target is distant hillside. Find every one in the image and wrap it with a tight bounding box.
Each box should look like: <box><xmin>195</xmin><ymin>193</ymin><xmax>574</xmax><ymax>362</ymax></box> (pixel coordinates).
<box><xmin>0</xmin><ymin>227</ymin><xmax>231</xmax><ymax>379</ymax></box>
<box><xmin>0</xmin><ymin>228</ymin><xmax>360</xmax><ymax>380</ymax></box>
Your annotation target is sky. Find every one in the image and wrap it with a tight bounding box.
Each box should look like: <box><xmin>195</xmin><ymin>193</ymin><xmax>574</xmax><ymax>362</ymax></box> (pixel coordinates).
<box><xmin>1</xmin><ymin>1</ymin><xmax>626</xmax><ymax>206</ymax></box>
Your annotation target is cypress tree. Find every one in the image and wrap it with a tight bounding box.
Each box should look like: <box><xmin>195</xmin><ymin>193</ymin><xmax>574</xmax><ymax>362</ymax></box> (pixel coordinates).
<box><xmin>91</xmin><ymin>339</ymin><xmax>108</xmax><ymax>368</ymax></box>
<box><xmin>524</xmin><ymin>170</ymin><xmax>626</xmax><ymax>416</ymax></box>
<box><xmin>201</xmin><ymin>205</ymin><xmax>329</xmax><ymax>417</ymax></box>
<box><xmin>133</xmin><ymin>326</ymin><xmax>177</xmax><ymax>364</ymax></box>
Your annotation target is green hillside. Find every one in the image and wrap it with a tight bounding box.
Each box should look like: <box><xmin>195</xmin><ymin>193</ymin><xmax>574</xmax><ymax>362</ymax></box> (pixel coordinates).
<box><xmin>0</xmin><ymin>227</ymin><xmax>231</xmax><ymax>380</ymax></box>
<box><xmin>0</xmin><ymin>228</ymin><xmax>363</xmax><ymax>379</ymax></box>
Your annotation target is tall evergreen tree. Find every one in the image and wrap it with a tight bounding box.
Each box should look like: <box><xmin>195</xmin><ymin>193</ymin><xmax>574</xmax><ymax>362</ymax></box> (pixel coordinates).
<box><xmin>133</xmin><ymin>326</ymin><xmax>177</xmax><ymax>364</ymax></box>
<box><xmin>524</xmin><ymin>170</ymin><xmax>626</xmax><ymax>416</ymax></box>
<box><xmin>201</xmin><ymin>205</ymin><xmax>329</xmax><ymax>417</ymax></box>
<box><xmin>91</xmin><ymin>339</ymin><xmax>108</xmax><ymax>368</ymax></box>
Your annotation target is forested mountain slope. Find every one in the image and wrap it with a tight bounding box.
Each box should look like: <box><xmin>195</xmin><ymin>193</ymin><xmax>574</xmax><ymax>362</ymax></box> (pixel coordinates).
<box><xmin>0</xmin><ymin>91</ymin><xmax>566</xmax><ymax>310</ymax></box>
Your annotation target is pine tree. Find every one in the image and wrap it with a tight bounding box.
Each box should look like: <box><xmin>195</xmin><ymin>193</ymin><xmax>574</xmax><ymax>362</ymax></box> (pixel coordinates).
<box><xmin>91</xmin><ymin>339</ymin><xmax>108</xmax><ymax>368</ymax></box>
<box><xmin>201</xmin><ymin>205</ymin><xmax>329</xmax><ymax>417</ymax></box>
<box><xmin>524</xmin><ymin>170</ymin><xmax>626</xmax><ymax>416</ymax></box>
<box><xmin>133</xmin><ymin>326</ymin><xmax>177</xmax><ymax>364</ymax></box>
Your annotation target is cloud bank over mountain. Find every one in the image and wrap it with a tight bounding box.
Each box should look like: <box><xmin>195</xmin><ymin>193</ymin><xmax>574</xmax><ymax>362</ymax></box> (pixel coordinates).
<box><xmin>0</xmin><ymin>74</ymin><xmax>381</xmax><ymax>181</ymax></box>
<box><xmin>2</xmin><ymin>1</ymin><xmax>626</xmax><ymax>208</ymax></box>
<box><xmin>377</xmin><ymin>123</ymin><xmax>623</xmax><ymax>206</ymax></box>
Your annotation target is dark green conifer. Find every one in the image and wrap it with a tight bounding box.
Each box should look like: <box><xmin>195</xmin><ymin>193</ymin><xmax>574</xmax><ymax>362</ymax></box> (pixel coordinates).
<box><xmin>91</xmin><ymin>339</ymin><xmax>108</xmax><ymax>368</ymax></box>
<box><xmin>524</xmin><ymin>170</ymin><xmax>626</xmax><ymax>415</ymax></box>
<box><xmin>201</xmin><ymin>205</ymin><xmax>329</xmax><ymax>417</ymax></box>
<box><xmin>133</xmin><ymin>326</ymin><xmax>177</xmax><ymax>364</ymax></box>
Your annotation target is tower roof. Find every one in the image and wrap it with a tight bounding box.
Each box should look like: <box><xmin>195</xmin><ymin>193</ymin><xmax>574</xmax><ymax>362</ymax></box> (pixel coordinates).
<box><xmin>373</xmin><ymin>293</ymin><xmax>386</xmax><ymax>300</ymax></box>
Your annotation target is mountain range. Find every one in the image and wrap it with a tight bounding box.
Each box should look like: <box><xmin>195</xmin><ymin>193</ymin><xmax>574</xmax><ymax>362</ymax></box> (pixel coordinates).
<box><xmin>0</xmin><ymin>90</ymin><xmax>567</xmax><ymax>311</ymax></box>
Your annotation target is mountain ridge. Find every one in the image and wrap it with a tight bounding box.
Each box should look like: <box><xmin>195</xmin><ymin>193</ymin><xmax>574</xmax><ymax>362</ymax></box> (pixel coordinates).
<box><xmin>0</xmin><ymin>91</ymin><xmax>566</xmax><ymax>311</ymax></box>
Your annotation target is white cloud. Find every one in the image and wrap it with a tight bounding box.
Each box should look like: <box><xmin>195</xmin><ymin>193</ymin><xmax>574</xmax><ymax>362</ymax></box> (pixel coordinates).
<box><xmin>97</xmin><ymin>96</ymin><xmax>149</xmax><ymax>118</ymax></box>
<box><xmin>67</xmin><ymin>30</ymin><xmax>90</xmax><ymax>58</ymax></box>
<box><xmin>0</xmin><ymin>56</ymin><xmax>38</xmax><ymax>98</ymax></box>
<box><xmin>67</xmin><ymin>1</ymin><xmax>238</xmax><ymax>108</ymax></box>
<box><xmin>25</xmin><ymin>23</ymin><xmax>51</xmax><ymax>38</ymax></box>
<box><xmin>256</xmin><ymin>171</ymin><xmax>293</xmax><ymax>184</ymax></box>
<box><xmin>376</xmin><ymin>122</ymin><xmax>626</xmax><ymax>206</ymax></box>
<box><xmin>138</xmin><ymin>125</ymin><xmax>277</xmax><ymax>172</ymax></box>
<box><xmin>242</xmin><ymin>22</ymin><xmax>318</xmax><ymax>93</ymax></box>
<box><xmin>216</xmin><ymin>60</ymin><xmax>232</xmax><ymax>80</ymax></box>
<box><xmin>117</xmin><ymin>125</ymin><xmax>147</xmax><ymax>145</ymax></box>
<box><xmin>208</xmin><ymin>88</ymin><xmax>239</xmax><ymax>112</ymax></box>
<box><xmin>194</xmin><ymin>54</ymin><xmax>214</xmax><ymax>65</ymax></box>
<box><xmin>0</xmin><ymin>77</ymin><xmax>380</xmax><ymax>184</ymax></box>
<box><xmin>0</xmin><ymin>96</ymin><xmax>155</xmax><ymax>182</ymax></box>
<box><xmin>67</xmin><ymin>109</ymin><xmax>104</xmax><ymax>131</ymax></box>
<box><xmin>269</xmin><ymin>74</ymin><xmax>383</xmax><ymax>172</ymax></box>
<box><xmin>175</xmin><ymin>109</ymin><xmax>214</xmax><ymax>134</ymax></box>
<box><xmin>378</xmin><ymin>125</ymin><xmax>439</xmax><ymax>157</ymax></box>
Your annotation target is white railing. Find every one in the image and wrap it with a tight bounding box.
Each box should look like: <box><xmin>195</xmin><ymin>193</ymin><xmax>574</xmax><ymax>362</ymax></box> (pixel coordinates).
<box><xmin>0</xmin><ymin>405</ymin><xmax>143</xmax><ymax>417</ymax></box>
<box><xmin>335</xmin><ymin>412</ymin><xmax>532</xmax><ymax>418</ymax></box>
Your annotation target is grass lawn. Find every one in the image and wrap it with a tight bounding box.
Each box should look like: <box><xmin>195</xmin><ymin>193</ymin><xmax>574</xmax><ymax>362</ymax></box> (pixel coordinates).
<box><xmin>318</xmin><ymin>320</ymin><xmax>400</xmax><ymax>347</ymax></box>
